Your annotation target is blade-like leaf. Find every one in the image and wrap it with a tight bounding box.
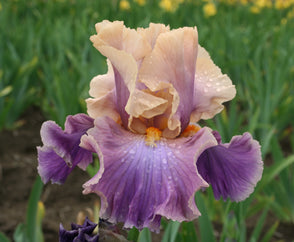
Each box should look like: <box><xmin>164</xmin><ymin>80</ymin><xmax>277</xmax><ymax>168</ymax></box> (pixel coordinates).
<box><xmin>195</xmin><ymin>192</ymin><xmax>216</xmax><ymax>242</ymax></box>
<box><xmin>162</xmin><ymin>220</ymin><xmax>180</xmax><ymax>242</ymax></box>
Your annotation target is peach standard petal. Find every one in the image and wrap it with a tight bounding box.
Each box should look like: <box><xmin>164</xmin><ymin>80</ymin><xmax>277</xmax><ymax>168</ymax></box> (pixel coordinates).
<box><xmin>88</xmin><ymin>21</ymin><xmax>235</xmax><ymax>139</ymax></box>
<box><xmin>90</xmin><ymin>20</ymin><xmax>152</xmax><ymax>128</ymax></box>
<box><xmin>137</xmin><ymin>23</ymin><xmax>170</xmax><ymax>49</ymax></box>
<box><xmin>137</xmin><ymin>27</ymin><xmax>198</xmax><ymax>138</ymax></box>
<box><xmin>90</xmin><ymin>20</ymin><xmax>152</xmax><ymax>61</ymax></box>
<box><xmin>190</xmin><ymin>46</ymin><xmax>236</xmax><ymax>122</ymax></box>
<box><xmin>89</xmin><ymin>60</ymin><xmax>114</xmax><ymax>99</ymax></box>
<box><xmin>86</xmin><ymin>60</ymin><xmax>120</xmax><ymax>122</ymax></box>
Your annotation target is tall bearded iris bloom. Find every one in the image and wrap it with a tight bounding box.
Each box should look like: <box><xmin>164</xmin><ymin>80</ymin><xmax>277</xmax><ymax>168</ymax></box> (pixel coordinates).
<box><xmin>37</xmin><ymin>21</ymin><xmax>263</xmax><ymax>232</ymax></box>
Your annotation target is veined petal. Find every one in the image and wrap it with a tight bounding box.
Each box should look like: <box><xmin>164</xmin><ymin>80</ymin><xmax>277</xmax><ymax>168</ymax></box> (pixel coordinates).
<box><xmin>138</xmin><ymin>27</ymin><xmax>198</xmax><ymax>137</ymax></box>
<box><xmin>80</xmin><ymin>117</ymin><xmax>217</xmax><ymax>231</ymax></box>
<box><xmin>197</xmin><ymin>131</ymin><xmax>263</xmax><ymax>202</ymax></box>
<box><xmin>191</xmin><ymin>46</ymin><xmax>236</xmax><ymax>122</ymax></box>
<box><xmin>37</xmin><ymin>114</ymin><xmax>94</xmax><ymax>184</ymax></box>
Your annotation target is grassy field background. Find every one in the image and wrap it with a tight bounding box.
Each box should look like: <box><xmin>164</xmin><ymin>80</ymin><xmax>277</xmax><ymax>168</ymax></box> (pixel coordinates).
<box><xmin>0</xmin><ymin>0</ymin><xmax>294</xmax><ymax>241</ymax></box>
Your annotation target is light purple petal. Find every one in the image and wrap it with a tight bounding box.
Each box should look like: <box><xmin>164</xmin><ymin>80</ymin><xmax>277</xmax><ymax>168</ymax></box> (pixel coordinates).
<box><xmin>197</xmin><ymin>131</ymin><xmax>263</xmax><ymax>202</ymax></box>
<box><xmin>37</xmin><ymin>114</ymin><xmax>94</xmax><ymax>184</ymax></box>
<box><xmin>80</xmin><ymin>117</ymin><xmax>217</xmax><ymax>231</ymax></box>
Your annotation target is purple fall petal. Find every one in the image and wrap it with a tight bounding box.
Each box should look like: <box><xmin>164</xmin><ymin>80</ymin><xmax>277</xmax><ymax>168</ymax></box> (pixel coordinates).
<box><xmin>197</xmin><ymin>131</ymin><xmax>263</xmax><ymax>202</ymax></box>
<box><xmin>80</xmin><ymin>117</ymin><xmax>217</xmax><ymax>232</ymax></box>
<box><xmin>37</xmin><ymin>114</ymin><xmax>94</xmax><ymax>184</ymax></box>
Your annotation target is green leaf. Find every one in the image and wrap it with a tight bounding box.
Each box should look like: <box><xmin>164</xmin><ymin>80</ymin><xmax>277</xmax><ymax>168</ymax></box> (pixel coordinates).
<box><xmin>26</xmin><ymin>176</ymin><xmax>44</xmax><ymax>242</ymax></box>
<box><xmin>180</xmin><ymin>222</ymin><xmax>198</xmax><ymax>242</ymax></box>
<box><xmin>0</xmin><ymin>86</ymin><xmax>13</xmax><ymax>98</ymax></box>
<box><xmin>127</xmin><ymin>227</ymin><xmax>139</xmax><ymax>242</ymax></box>
<box><xmin>162</xmin><ymin>220</ymin><xmax>180</xmax><ymax>242</ymax></box>
<box><xmin>137</xmin><ymin>228</ymin><xmax>151</xmax><ymax>242</ymax></box>
<box><xmin>195</xmin><ymin>192</ymin><xmax>216</xmax><ymax>242</ymax></box>
<box><xmin>0</xmin><ymin>232</ymin><xmax>11</xmax><ymax>242</ymax></box>
<box><xmin>249</xmin><ymin>206</ymin><xmax>269</xmax><ymax>242</ymax></box>
<box><xmin>86</xmin><ymin>157</ymin><xmax>100</xmax><ymax>177</ymax></box>
<box><xmin>13</xmin><ymin>224</ymin><xmax>28</xmax><ymax>242</ymax></box>
<box><xmin>257</xmin><ymin>155</ymin><xmax>294</xmax><ymax>192</ymax></box>
<box><xmin>260</xmin><ymin>221</ymin><xmax>279</xmax><ymax>242</ymax></box>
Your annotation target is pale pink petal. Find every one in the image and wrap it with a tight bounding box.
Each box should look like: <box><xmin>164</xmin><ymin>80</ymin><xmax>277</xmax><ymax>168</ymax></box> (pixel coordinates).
<box><xmin>90</xmin><ymin>20</ymin><xmax>151</xmax><ymax>61</ymax></box>
<box><xmin>88</xmin><ymin>59</ymin><xmax>114</xmax><ymax>99</ymax></box>
<box><xmin>191</xmin><ymin>46</ymin><xmax>236</xmax><ymax>122</ymax></box>
<box><xmin>126</xmin><ymin>89</ymin><xmax>168</xmax><ymax>120</ymax></box>
<box><xmin>86</xmin><ymin>89</ymin><xmax>120</xmax><ymax>122</ymax></box>
<box><xmin>137</xmin><ymin>27</ymin><xmax>198</xmax><ymax>137</ymax></box>
<box><xmin>137</xmin><ymin>23</ymin><xmax>170</xmax><ymax>49</ymax></box>
<box><xmin>87</xmin><ymin>60</ymin><xmax>120</xmax><ymax>121</ymax></box>
<box><xmin>90</xmin><ymin>21</ymin><xmax>152</xmax><ymax>128</ymax></box>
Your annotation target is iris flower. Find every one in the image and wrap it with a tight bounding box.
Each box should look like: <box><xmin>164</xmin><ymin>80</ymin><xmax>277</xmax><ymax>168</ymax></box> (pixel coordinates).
<box><xmin>37</xmin><ymin>21</ymin><xmax>263</xmax><ymax>232</ymax></box>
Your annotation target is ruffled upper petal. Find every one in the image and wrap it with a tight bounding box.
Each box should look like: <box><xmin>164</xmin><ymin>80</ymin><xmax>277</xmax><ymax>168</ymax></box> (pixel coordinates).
<box><xmin>90</xmin><ymin>20</ymin><xmax>152</xmax><ymax>129</ymax></box>
<box><xmin>191</xmin><ymin>46</ymin><xmax>236</xmax><ymax>122</ymax></box>
<box><xmin>137</xmin><ymin>23</ymin><xmax>170</xmax><ymax>49</ymax></box>
<box><xmin>90</xmin><ymin>21</ymin><xmax>201</xmax><ymax>138</ymax></box>
<box><xmin>80</xmin><ymin>117</ymin><xmax>217</xmax><ymax>231</ymax></box>
<box><xmin>137</xmin><ymin>27</ymin><xmax>198</xmax><ymax>137</ymax></box>
<box><xmin>196</xmin><ymin>131</ymin><xmax>263</xmax><ymax>202</ymax></box>
<box><xmin>86</xmin><ymin>60</ymin><xmax>120</xmax><ymax>122</ymax></box>
<box><xmin>37</xmin><ymin>114</ymin><xmax>94</xmax><ymax>184</ymax></box>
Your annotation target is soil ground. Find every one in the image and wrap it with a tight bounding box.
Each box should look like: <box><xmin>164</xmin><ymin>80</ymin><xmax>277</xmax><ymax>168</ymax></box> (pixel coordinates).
<box><xmin>0</xmin><ymin>108</ymin><xmax>293</xmax><ymax>241</ymax></box>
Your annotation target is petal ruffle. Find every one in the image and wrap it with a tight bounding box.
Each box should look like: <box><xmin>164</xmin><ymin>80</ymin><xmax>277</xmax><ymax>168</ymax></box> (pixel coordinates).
<box><xmin>37</xmin><ymin>114</ymin><xmax>94</xmax><ymax>184</ymax></box>
<box><xmin>191</xmin><ymin>46</ymin><xmax>236</xmax><ymax>122</ymax></box>
<box><xmin>137</xmin><ymin>23</ymin><xmax>170</xmax><ymax>49</ymax></box>
<box><xmin>196</xmin><ymin>131</ymin><xmax>263</xmax><ymax>202</ymax></box>
<box><xmin>80</xmin><ymin>117</ymin><xmax>217</xmax><ymax>231</ymax></box>
<box><xmin>138</xmin><ymin>27</ymin><xmax>198</xmax><ymax>137</ymax></box>
<box><xmin>87</xmin><ymin>60</ymin><xmax>120</xmax><ymax>122</ymax></box>
<box><xmin>90</xmin><ymin>20</ymin><xmax>152</xmax><ymax>129</ymax></box>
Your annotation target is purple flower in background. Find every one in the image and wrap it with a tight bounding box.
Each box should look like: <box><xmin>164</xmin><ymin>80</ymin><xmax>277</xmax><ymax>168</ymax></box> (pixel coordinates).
<box><xmin>59</xmin><ymin>217</ymin><xmax>99</xmax><ymax>242</ymax></box>
<box><xmin>37</xmin><ymin>20</ymin><xmax>263</xmax><ymax>232</ymax></box>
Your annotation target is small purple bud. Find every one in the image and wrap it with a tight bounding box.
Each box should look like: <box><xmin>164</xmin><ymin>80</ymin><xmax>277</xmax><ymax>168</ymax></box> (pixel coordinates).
<box><xmin>59</xmin><ymin>217</ymin><xmax>99</xmax><ymax>242</ymax></box>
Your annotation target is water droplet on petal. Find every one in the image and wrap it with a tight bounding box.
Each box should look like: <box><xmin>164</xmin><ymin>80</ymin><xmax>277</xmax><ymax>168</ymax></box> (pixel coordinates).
<box><xmin>129</xmin><ymin>149</ymin><xmax>135</xmax><ymax>154</ymax></box>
